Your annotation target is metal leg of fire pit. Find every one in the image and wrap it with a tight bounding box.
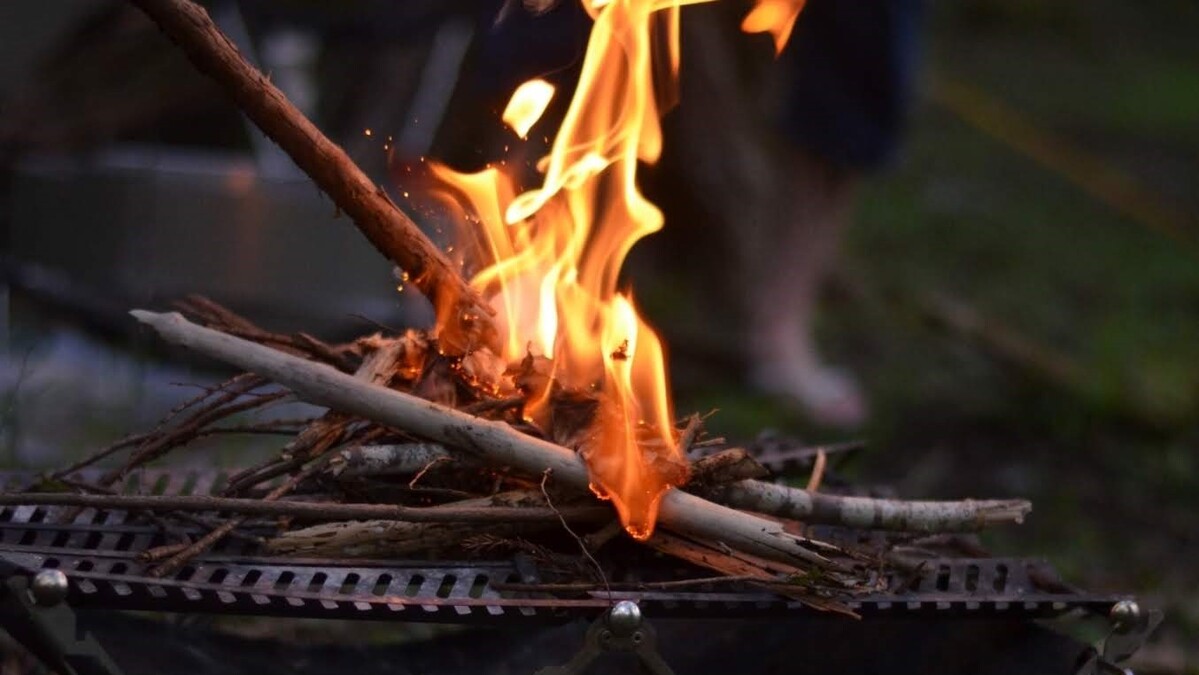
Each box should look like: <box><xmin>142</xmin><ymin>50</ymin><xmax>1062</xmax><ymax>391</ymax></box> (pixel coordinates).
<box><xmin>534</xmin><ymin>600</ymin><xmax>675</xmax><ymax>675</ymax></box>
<box><xmin>1075</xmin><ymin>600</ymin><xmax>1163</xmax><ymax>675</ymax></box>
<box><xmin>0</xmin><ymin>569</ymin><xmax>125</xmax><ymax>675</ymax></box>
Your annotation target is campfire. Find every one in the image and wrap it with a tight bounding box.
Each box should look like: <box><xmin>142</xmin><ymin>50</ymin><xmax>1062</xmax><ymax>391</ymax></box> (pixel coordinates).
<box><xmin>6</xmin><ymin>0</ymin><xmax>1045</xmax><ymax>626</ymax></box>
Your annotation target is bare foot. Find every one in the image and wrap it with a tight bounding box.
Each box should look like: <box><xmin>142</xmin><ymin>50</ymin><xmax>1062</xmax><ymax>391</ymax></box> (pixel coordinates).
<box><xmin>750</xmin><ymin>359</ymin><xmax>868</xmax><ymax>428</ymax></box>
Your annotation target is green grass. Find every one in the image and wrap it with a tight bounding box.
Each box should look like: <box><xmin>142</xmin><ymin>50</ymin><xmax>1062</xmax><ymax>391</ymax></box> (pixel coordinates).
<box><xmin>665</xmin><ymin>2</ymin><xmax>1199</xmax><ymax>666</ymax></box>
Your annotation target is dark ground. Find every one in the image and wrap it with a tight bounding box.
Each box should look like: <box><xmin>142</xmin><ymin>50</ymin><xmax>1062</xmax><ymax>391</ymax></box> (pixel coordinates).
<box><xmin>61</xmin><ymin>612</ymin><xmax>1093</xmax><ymax>675</ymax></box>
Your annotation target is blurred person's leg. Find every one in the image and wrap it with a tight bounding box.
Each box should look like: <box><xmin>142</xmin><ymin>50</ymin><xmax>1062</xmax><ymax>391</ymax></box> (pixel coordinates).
<box><xmin>747</xmin><ymin>150</ymin><xmax>863</xmax><ymax>427</ymax></box>
<box><xmin>742</xmin><ymin>0</ymin><xmax>921</xmax><ymax>427</ymax></box>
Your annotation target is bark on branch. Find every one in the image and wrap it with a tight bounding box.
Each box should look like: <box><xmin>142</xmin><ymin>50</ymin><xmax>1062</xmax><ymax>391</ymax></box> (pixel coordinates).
<box><xmin>706</xmin><ymin>481</ymin><xmax>1031</xmax><ymax>533</ymax></box>
<box><xmin>332</xmin><ymin>442</ymin><xmax>1029</xmax><ymax>533</ymax></box>
<box><xmin>127</xmin><ymin>0</ymin><xmax>494</xmax><ymax>351</ymax></box>
<box><xmin>1</xmin><ymin>492</ymin><xmax>609</xmax><ymax>525</ymax></box>
<box><xmin>329</xmin><ymin>443</ymin><xmax>468</xmax><ymax>479</ymax></box>
<box><xmin>131</xmin><ymin>310</ymin><xmax>844</xmax><ymax>572</ymax></box>
<box><xmin>264</xmin><ymin>491</ymin><xmax>555</xmax><ymax>557</ymax></box>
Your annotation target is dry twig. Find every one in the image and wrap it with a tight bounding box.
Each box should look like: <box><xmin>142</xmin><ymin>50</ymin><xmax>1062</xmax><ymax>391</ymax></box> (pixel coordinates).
<box><xmin>805</xmin><ymin>449</ymin><xmax>827</xmax><ymax>492</ymax></box>
<box><xmin>132</xmin><ymin>310</ymin><xmax>846</xmax><ymax>572</ymax></box>
<box><xmin>541</xmin><ymin>469</ymin><xmax>611</xmax><ymax>602</ymax></box>
<box><xmin>2</xmin><ymin>493</ymin><xmax>611</xmax><ymax>525</ymax></box>
<box><xmin>127</xmin><ymin>0</ymin><xmax>495</xmax><ymax>351</ymax></box>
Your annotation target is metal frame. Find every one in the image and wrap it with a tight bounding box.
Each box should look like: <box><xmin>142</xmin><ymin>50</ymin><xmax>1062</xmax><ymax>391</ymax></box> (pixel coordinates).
<box><xmin>0</xmin><ymin>469</ymin><xmax>1157</xmax><ymax>674</ymax></box>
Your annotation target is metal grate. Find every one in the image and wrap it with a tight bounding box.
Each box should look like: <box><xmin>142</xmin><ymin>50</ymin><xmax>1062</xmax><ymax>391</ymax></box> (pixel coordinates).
<box><xmin>0</xmin><ymin>470</ymin><xmax>1126</xmax><ymax>623</ymax></box>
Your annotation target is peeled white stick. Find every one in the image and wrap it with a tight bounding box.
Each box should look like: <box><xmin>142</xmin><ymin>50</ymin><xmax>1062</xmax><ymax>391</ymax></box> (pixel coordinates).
<box><xmin>706</xmin><ymin>482</ymin><xmax>1030</xmax><ymax>533</ymax></box>
<box><xmin>132</xmin><ymin>310</ymin><xmax>842</xmax><ymax>571</ymax></box>
<box><xmin>339</xmin><ymin>443</ymin><xmax>1032</xmax><ymax>533</ymax></box>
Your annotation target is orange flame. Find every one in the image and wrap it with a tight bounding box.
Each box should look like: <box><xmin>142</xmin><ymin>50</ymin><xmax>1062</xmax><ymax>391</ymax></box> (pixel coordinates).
<box><xmin>502</xmin><ymin>79</ymin><xmax>556</xmax><ymax>139</ymax></box>
<box><xmin>430</xmin><ymin>0</ymin><xmax>804</xmax><ymax>539</ymax></box>
<box><xmin>741</xmin><ymin>0</ymin><xmax>807</xmax><ymax>54</ymax></box>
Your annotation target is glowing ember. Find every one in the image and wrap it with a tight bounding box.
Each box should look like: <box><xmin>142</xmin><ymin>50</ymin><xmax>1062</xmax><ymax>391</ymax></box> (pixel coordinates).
<box><xmin>430</xmin><ymin>0</ymin><xmax>804</xmax><ymax>539</ymax></box>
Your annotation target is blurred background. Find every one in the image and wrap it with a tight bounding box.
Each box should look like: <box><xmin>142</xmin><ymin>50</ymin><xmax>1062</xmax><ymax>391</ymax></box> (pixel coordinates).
<box><xmin>0</xmin><ymin>0</ymin><xmax>1196</xmax><ymax>671</ymax></box>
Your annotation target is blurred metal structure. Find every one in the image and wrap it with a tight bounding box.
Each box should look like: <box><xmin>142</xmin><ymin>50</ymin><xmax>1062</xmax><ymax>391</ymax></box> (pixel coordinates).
<box><xmin>2</xmin><ymin>0</ymin><xmax>486</xmax><ymax>335</ymax></box>
<box><xmin>9</xmin><ymin>146</ymin><xmax>403</xmax><ymax>333</ymax></box>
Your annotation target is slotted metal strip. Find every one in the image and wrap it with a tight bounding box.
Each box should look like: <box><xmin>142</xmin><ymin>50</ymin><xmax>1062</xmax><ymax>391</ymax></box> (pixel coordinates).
<box><xmin>0</xmin><ymin>543</ymin><xmax>1124</xmax><ymax>624</ymax></box>
<box><xmin>0</xmin><ymin>469</ymin><xmax>1127</xmax><ymax>624</ymax></box>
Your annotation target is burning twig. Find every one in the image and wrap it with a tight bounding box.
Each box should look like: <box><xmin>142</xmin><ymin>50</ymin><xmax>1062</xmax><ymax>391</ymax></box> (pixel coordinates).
<box><xmin>134</xmin><ymin>310</ymin><xmax>1032</xmax><ymax>537</ymax></box>
<box><xmin>127</xmin><ymin>0</ymin><xmax>495</xmax><ymax>352</ymax></box>
<box><xmin>131</xmin><ymin>309</ymin><xmax>845</xmax><ymax>572</ymax></box>
<box><xmin>4</xmin><ymin>299</ymin><xmax>1038</xmax><ymax>610</ymax></box>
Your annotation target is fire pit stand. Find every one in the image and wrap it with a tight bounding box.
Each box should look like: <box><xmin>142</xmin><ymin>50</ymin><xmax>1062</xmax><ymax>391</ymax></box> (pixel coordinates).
<box><xmin>0</xmin><ymin>469</ymin><xmax>1159</xmax><ymax>675</ymax></box>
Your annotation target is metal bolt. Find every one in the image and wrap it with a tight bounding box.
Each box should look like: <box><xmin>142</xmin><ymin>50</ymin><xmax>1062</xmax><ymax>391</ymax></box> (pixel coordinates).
<box><xmin>30</xmin><ymin>569</ymin><xmax>69</xmax><ymax>607</ymax></box>
<box><xmin>1110</xmin><ymin>600</ymin><xmax>1143</xmax><ymax>632</ymax></box>
<box><xmin>607</xmin><ymin>600</ymin><xmax>641</xmax><ymax>636</ymax></box>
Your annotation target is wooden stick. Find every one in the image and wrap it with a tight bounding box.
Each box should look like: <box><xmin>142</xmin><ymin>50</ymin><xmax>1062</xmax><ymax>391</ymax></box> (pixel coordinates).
<box><xmin>1</xmin><ymin>492</ymin><xmax>610</xmax><ymax>525</ymax></box>
<box><xmin>267</xmin><ymin>520</ymin><xmax>536</xmax><ymax>558</ymax></box>
<box><xmin>131</xmin><ymin>310</ymin><xmax>844</xmax><ymax>572</ymax></box>
<box><xmin>150</xmin><ymin>451</ymin><xmax>337</xmax><ymax>576</ymax></box>
<box><xmin>265</xmin><ymin>491</ymin><xmax>553</xmax><ymax>557</ymax></box>
<box><xmin>490</xmin><ymin>575</ymin><xmax>761</xmax><ymax>593</ymax></box>
<box><xmin>705</xmin><ymin>481</ymin><xmax>1031</xmax><ymax>533</ymax></box>
<box><xmin>97</xmin><ymin>381</ymin><xmax>285</xmax><ymax>489</ymax></box>
<box><xmin>334</xmin><ymin>441</ymin><xmax>1026</xmax><ymax>533</ymax></box>
<box><xmin>126</xmin><ymin>0</ymin><xmax>494</xmax><ymax>351</ymax></box>
<box><xmin>329</xmin><ymin>443</ymin><xmax>468</xmax><ymax>479</ymax></box>
<box><xmin>644</xmin><ymin>532</ymin><xmax>859</xmax><ymax>615</ymax></box>
<box><xmin>689</xmin><ymin>447</ymin><xmax>770</xmax><ymax>485</ymax></box>
<box><xmin>805</xmin><ymin>449</ymin><xmax>827</xmax><ymax>492</ymax></box>
<box><xmin>50</xmin><ymin>374</ymin><xmax>265</xmax><ymax>480</ymax></box>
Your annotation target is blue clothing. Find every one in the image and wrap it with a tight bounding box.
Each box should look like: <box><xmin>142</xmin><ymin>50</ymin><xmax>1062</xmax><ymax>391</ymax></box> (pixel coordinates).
<box><xmin>465</xmin><ymin>1</ymin><xmax>591</xmax><ymax>110</ymax></box>
<box><xmin>778</xmin><ymin>0</ymin><xmax>924</xmax><ymax>170</ymax></box>
<box><xmin>461</xmin><ymin>0</ymin><xmax>922</xmax><ymax>171</ymax></box>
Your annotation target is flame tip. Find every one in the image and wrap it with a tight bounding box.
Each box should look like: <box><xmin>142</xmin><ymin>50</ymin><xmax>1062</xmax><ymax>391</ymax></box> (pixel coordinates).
<box><xmin>432</xmin><ymin>0</ymin><xmax>693</xmax><ymax>537</ymax></box>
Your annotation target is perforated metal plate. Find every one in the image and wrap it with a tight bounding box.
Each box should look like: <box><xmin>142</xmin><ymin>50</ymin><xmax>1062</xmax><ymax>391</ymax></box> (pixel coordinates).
<box><xmin>0</xmin><ymin>470</ymin><xmax>1125</xmax><ymax>624</ymax></box>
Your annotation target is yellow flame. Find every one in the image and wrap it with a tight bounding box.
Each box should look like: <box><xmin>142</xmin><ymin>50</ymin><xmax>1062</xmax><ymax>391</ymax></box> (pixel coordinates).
<box><xmin>502</xmin><ymin>79</ymin><xmax>557</xmax><ymax>139</ymax></box>
<box><xmin>741</xmin><ymin>0</ymin><xmax>807</xmax><ymax>54</ymax></box>
<box><xmin>431</xmin><ymin>0</ymin><xmax>727</xmax><ymax>539</ymax></box>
